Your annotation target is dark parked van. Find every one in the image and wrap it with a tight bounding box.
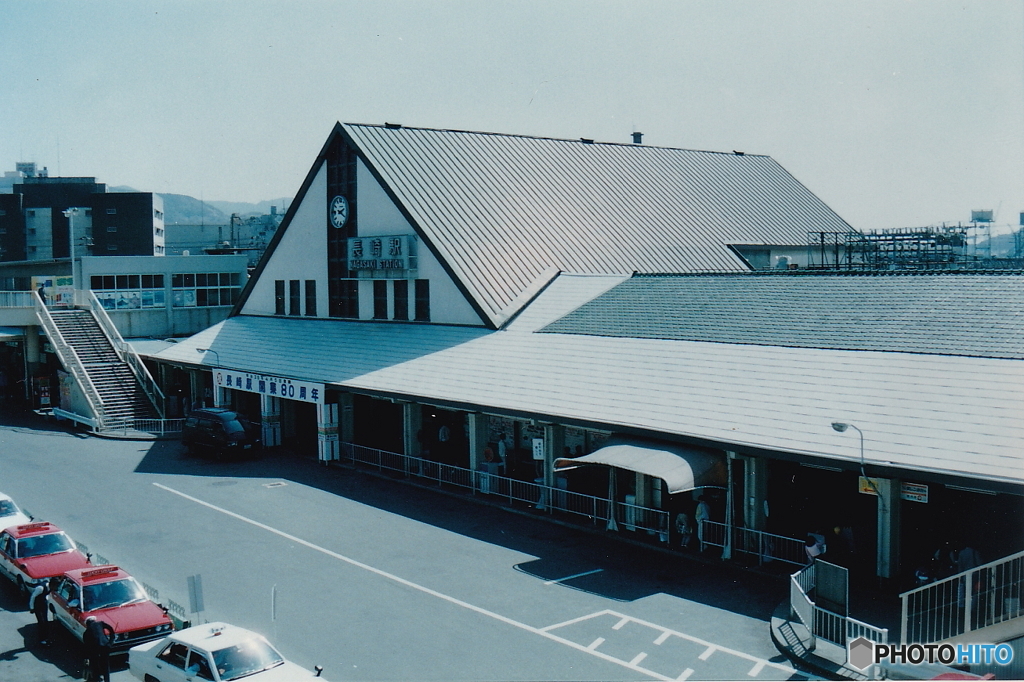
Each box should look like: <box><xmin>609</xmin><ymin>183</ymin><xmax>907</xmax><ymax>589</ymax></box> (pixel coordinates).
<box><xmin>182</xmin><ymin>408</ymin><xmax>261</xmax><ymax>459</ymax></box>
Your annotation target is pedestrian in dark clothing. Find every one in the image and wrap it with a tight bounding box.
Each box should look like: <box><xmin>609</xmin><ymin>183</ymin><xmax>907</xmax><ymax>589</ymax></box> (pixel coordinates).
<box><xmin>28</xmin><ymin>578</ymin><xmax>55</xmax><ymax>645</ymax></box>
<box><xmin>83</xmin><ymin>617</ymin><xmax>113</xmax><ymax>682</ymax></box>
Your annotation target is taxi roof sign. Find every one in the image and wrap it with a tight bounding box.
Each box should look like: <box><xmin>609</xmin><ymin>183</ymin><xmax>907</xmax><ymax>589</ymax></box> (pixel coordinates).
<box><xmin>81</xmin><ymin>566</ymin><xmax>119</xmax><ymax>580</ymax></box>
<box><xmin>15</xmin><ymin>522</ymin><xmax>55</xmax><ymax>534</ymax></box>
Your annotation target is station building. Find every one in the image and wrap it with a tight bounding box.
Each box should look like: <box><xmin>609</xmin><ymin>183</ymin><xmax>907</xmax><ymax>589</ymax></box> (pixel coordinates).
<box><xmin>150</xmin><ymin>123</ymin><xmax>1023</xmax><ymax>586</ymax></box>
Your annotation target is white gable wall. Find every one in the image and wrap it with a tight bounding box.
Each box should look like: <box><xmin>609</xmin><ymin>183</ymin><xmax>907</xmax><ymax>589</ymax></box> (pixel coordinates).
<box><xmin>353</xmin><ymin>159</ymin><xmax>483</xmax><ymax>326</ymax></box>
<box><xmin>241</xmin><ymin>163</ymin><xmax>329</xmax><ymax>316</ymax></box>
<box><xmin>241</xmin><ymin>157</ymin><xmax>483</xmax><ymax>326</ymax></box>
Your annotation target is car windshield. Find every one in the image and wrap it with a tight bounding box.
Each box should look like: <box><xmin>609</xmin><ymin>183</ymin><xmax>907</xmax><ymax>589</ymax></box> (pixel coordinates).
<box><xmin>222</xmin><ymin>419</ymin><xmax>245</xmax><ymax>435</ymax></box>
<box><xmin>211</xmin><ymin>637</ymin><xmax>285</xmax><ymax>681</ymax></box>
<box><xmin>0</xmin><ymin>500</ymin><xmax>19</xmax><ymax>518</ymax></box>
<box><xmin>83</xmin><ymin>577</ymin><xmax>147</xmax><ymax>611</ymax></box>
<box><xmin>17</xmin><ymin>532</ymin><xmax>74</xmax><ymax>558</ymax></box>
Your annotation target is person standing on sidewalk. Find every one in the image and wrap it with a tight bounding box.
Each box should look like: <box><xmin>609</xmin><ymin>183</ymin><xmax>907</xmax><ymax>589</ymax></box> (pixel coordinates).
<box><xmin>28</xmin><ymin>578</ymin><xmax>54</xmax><ymax>645</ymax></box>
<box><xmin>83</xmin><ymin>616</ymin><xmax>113</xmax><ymax>682</ymax></box>
<box><xmin>694</xmin><ymin>496</ymin><xmax>711</xmax><ymax>550</ymax></box>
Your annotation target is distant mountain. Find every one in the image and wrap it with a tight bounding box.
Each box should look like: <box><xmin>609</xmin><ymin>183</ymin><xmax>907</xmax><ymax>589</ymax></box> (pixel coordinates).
<box><xmin>159</xmin><ymin>194</ymin><xmax>230</xmax><ymax>225</ymax></box>
<box><xmin>207</xmin><ymin>198</ymin><xmax>291</xmax><ymax>217</ymax></box>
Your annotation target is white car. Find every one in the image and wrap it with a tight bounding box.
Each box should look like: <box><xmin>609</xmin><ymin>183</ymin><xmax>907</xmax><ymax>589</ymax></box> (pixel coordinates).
<box><xmin>129</xmin><ymin>622</ymin><xmax>326</xmax><ymax>681</ymax></box>
<box><xmin>0</xmin><ymin>492</ymin><xmax>31</xmax><ymax>531</ymax></box>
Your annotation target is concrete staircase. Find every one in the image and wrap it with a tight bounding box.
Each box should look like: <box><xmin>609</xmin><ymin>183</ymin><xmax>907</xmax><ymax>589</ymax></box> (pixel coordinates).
<box><xmin>47</xmin><ymin>309</ymin><xmax>157</xmax><ymax>424</ymax></box>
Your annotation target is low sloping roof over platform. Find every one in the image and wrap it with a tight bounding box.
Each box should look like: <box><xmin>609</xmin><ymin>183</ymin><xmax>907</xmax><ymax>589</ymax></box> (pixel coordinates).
<box><xmin>155</xmin><ymin>277</ymin><xmax>1024</xmax><ymax>488</ymax></box>
<box><xmin>543</xmin><ymin>272</ymin><xmax>1024</xmax><ymax>359</ymax></box>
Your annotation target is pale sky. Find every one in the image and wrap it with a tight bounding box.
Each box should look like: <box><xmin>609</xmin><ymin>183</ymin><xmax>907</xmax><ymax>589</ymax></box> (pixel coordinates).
<box><xmin>2</xmin><ymin>0</ymin><xmax>1022</xmax><ymax>233</ymax></box>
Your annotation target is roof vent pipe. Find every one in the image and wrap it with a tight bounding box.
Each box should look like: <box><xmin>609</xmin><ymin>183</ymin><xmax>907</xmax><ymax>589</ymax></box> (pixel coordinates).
<box><xmin>632</xmin><ymin>132</ymin><xmax>643</xmax><ymax>144</ymax></box>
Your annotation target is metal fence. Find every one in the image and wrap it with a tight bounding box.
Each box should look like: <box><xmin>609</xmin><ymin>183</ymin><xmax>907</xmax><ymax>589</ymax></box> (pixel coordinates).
<box><xmin>700</xmin><ymin>520</ymin><xmax>808</xmax><ymax>569</ymax></box>
<box><xmin>0</xmin><ymin>291</ymin><xmax>35</xmax><ymax>307</ymax></box>
<box><xmin>790</xmin><ymin>562</ymin><xmax>888</xmax><ymax>669</ymax></box>
<box><xmin>104</xmin><ymin>417</ymin><xmax>186</xmax><ymax>436</ymax></box>
<box><xmin>341</xmin><ymin>443</ymin><xmax>670</xmax><ymax>538</ymax></box>
<box><xmin>900</xmin><ymin>549</ymin><xmax>1024</xmax><ymax>645</ymax></box>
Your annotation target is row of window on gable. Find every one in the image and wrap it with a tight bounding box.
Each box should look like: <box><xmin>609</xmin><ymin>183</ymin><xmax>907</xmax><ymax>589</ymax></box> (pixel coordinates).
<box><xmin>275</xmin><ymin>279</ymin><xmax>430</xmax><ymax>321</ymax></box>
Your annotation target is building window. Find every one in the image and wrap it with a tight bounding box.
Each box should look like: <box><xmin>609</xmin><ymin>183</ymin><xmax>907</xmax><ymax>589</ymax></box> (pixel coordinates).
<box><xmin>305</xmin><ymin>280</ymin><xmax>317</xmax><ymax>316</ymax></box>
<box><xmin>84</xmin><ymin>209</ymin><xmax>92</xmax><ymax>217</ymax></box>
<box><xmin>275</xmin><ymin>280</ymin><xmax>285</xmax><ymax>314</ymax></box>
<box><xmin>27</xmin><ymin>210</ymin><xmax>35</xmax><ymax>217</ymax></box>
<box><xmin>91</xmin><ymin>273</ymin><xmax>165</xmax><ymax>309</ymax></box>
<box><xmin>171</xmin><ymin>272</ymin><xmax>242</xmax><ymax>308</ymax></box>
<box><xmin>415</xmin><ymin>279</ymin><xmax>430</xmax><ymax>322</ymax></box>
<box><xmin>107</xmin><ymin>245</ymin><xmax>118</xmax><ymax>251</ymax></box>
<box><xmin>393</xmin><ymin>280</ymin><xmax>408</xmax><ymax>321</ymax></box>
<box><xmin>289</xmin><ymin>280</ymin><xmax>301</xmax><ymax>316</ymax></box>
<box><xmin>106</xmin><ymin>208</ymin><xmax>117</xmax><ymax>215</ymax></box>
<box><xmin>0</xmin><ymin>210</ymin><xmax>6</xmax><ymax>216</ymax></box>
<box><xmin>107</xmin><ymin>226</ymin><xmax>117</xmax><ymax>232</ymax></box>
<box><xmin>373</xmin><ymin>280</ymin><xmax>387</xmax><ymax>319</ymax></box>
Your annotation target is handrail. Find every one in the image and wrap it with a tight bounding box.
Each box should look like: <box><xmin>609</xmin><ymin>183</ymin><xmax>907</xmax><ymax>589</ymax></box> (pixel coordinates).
<box><xmin>80</xmin><ymin>290</ymin><xmax>165</xmax><ymax>418</ymax></box>
<box><xmin>0</xmin><ymin>291</ymin><xmax>35</xmax><ymax>308</ymax></box>
<box><xmin>900</xmin><ymin>548</ymin><xmax>1024</xmax><ymax>645</ymax></box>
<box><xmin>33</xmin><ymin>291</ymin><xmax>107</xmax><ymax>428</ymax></box>
<box><xmin>899</xmin><ymin>549</ymin><xmax>1024</xmax><ymax>600</ymax></box>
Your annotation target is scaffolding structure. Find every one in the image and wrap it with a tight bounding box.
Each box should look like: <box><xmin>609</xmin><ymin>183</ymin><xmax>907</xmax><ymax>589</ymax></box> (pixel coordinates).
<box><xmin>808</xmin><ymin>225</ymin><xmax>977</xmax><ymax>271</ymax></box>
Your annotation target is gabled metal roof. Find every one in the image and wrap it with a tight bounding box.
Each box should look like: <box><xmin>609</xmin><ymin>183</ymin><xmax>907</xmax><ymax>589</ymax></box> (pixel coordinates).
<box><xmin>342</xmin><ymin>124</ymin><xmax>854</xmax><ymax>325</ymax></box>
<box><xmin>542</xmin><ymin>271</ymin><xmax>1024</xmax><ymax>359</ymax></box>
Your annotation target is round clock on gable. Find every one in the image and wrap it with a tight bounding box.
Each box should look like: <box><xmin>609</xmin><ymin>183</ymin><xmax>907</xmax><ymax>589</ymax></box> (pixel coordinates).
<box><xmin>330</xmin><ymin>195</ymin><xmax>349</xmax><ymax>229</ymax></box>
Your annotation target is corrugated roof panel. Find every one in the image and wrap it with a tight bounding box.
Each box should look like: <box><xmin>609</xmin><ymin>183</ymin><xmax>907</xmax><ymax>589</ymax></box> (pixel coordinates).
<box><xmin>343</xmin><ymin>125</ymin><xmax>853</xmax><ymax>324</ymax></box>
<box><xmin>543</xmin><ymin>272</ymin><xmax>1024</xmax><ymax>359</ymax></box>
<box><xmin>154</xmin><ymin>312</ymin><xmax>1023</xmax><ymax>486</ymax></box>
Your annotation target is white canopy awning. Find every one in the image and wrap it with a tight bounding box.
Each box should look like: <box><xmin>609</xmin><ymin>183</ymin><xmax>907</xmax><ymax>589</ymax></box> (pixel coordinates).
<box><xmin>554</xmin><ymin>438</ymin><xmax>727</xmax><ymax>494</ymax></box>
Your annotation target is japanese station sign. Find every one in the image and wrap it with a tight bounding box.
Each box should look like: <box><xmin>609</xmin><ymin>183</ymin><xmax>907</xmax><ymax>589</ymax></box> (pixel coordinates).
<box><xmin>900</xmin><ymin>481</ymin><xmax>929</xmax><ymax>504</ymax></box>
<box><xmin>347</xmin><ymin>234</ymin><xmax>415</xmax><ymax>271</ymax></box>
<box><xmin>215</xmin><ymin>370</ymin><xmax>324</xmax><ymax>404</ymax></box>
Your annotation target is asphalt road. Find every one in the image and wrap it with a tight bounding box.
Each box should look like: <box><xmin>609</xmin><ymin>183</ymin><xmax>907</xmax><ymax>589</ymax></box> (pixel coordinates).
<box><xmin>0</xmin><ymin>411</ymin><xmax>807</xmax><ymax>681</ymax></box>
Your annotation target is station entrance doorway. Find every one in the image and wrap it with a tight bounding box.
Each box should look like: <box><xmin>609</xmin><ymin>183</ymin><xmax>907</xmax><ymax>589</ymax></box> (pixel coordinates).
<box><xmin>280</xmin><ymin>399</ymin><xmax>318</xmax><ymax>457</ymax></box>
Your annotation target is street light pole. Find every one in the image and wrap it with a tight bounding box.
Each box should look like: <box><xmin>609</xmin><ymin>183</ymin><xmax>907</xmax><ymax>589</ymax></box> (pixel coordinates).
<box><xmin>62</xmin><ymin>207</ymin><xmax>80</xmax><ymax>296</ymax></box>
<box><xmin>196</xmin><ymin>348</ymin><xmax>220</xmax><ymax>364</ymax></box>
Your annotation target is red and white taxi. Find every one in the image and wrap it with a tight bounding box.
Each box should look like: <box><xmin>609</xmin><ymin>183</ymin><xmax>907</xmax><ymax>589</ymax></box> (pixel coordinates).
<box><xmin>48</xmin><ymin>565</ymin><xmax>175</xmax><ymax>650</ymax></box>
<box><xmin>0</xmin><ymin>521</ymin><xmax>91</xmax><ymax>594</ymax></box>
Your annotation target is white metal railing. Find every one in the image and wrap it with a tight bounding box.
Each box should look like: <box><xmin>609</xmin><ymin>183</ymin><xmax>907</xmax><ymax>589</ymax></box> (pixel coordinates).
<box><xmin>103</xmin><ymin>417</ymin><xmax>186</xmax><ymax>436</ymax></box>
<box><xmin>700</xmin><ymin>520</ymin><xmax>808</xmax><ymax>569</ymax></box>
<box><xmin>33</xmin><ymin>291</ymin><xmax>108</xmax><ymax>428</ymax></box>
<box><xmin>341</xmin><ymin>443</ymin><xmax>669</xmax><ymax>537</ymax></box>
<box><xmin>900</xmin><ymin>549</ymin><xmax>1024</xmax><ymax>645</ymax></box>
<box><xmin>790</xmin><ymin>563</ymin><xmax>888</xmax><ymax>666</ymax></box>
<box><xmin>80</xmin><ymin>289</ymin><xmax>165</xmax><ymax>418</ymax></box>
<box><xmin>0</xmin><ymin>291</ymin><xmax>35</xmax><ymax>307</ymax></box>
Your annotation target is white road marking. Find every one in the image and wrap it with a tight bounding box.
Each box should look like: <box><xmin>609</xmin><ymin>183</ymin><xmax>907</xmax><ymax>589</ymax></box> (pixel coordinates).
<box><xmin>654</xmin><ymin>631</ymin><xmax>671</xmax><ymax>645</ymax></box>
<box><xmin>152</xmin><ymin>483</ymin><xmax>674</xmax><ymax>680</ymax></box>
<box><xmin>543</xmin><ymin>610</ymin><xmax>794</xmax><ymax>675</ymax></box>
<box><xmin>588</xmin><ymin>637</ymin><xmax>605</xmax><ymax>650</ymax></box>
<box><xmin>543</xmin><ymin>568</ymin><xmax>603</xmax><ymax>585</ymax></box>
<box><xmin>677</xmin><ymin>668</ymin><xmax>694</xmax><ymax>681</ymax></box>
<box><xmin>631</xmin><ymin>652</ymin><xmax>649</xmax><ymax>666</ymax></box>
<box><xmin>748</xmin><ymin>660</ymin><xmax>766</xmax><ymax>676</ymax></box>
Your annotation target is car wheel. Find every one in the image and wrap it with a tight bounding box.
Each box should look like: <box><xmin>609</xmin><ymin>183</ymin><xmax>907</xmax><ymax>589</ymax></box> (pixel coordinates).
<box><xmin>144</xmin><ymin>676</ymin><xmax>161</xmax><ymax>682</ymax></box>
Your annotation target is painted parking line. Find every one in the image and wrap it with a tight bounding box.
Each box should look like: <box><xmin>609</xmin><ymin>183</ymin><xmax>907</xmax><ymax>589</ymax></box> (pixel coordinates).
<box><xmin>542</xmin><ymin>610</ymin><xmax>795</xmax><ymax>678</ymax></box>
<box><xmin>543</xmin><ymin>568</ymin><xmax>604</xmax><ymax>585</ymax></box>
<box><xmin>152</xmin><ymin>483</ymin><xmax>675</xmax><ymax>681</ymax></box>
